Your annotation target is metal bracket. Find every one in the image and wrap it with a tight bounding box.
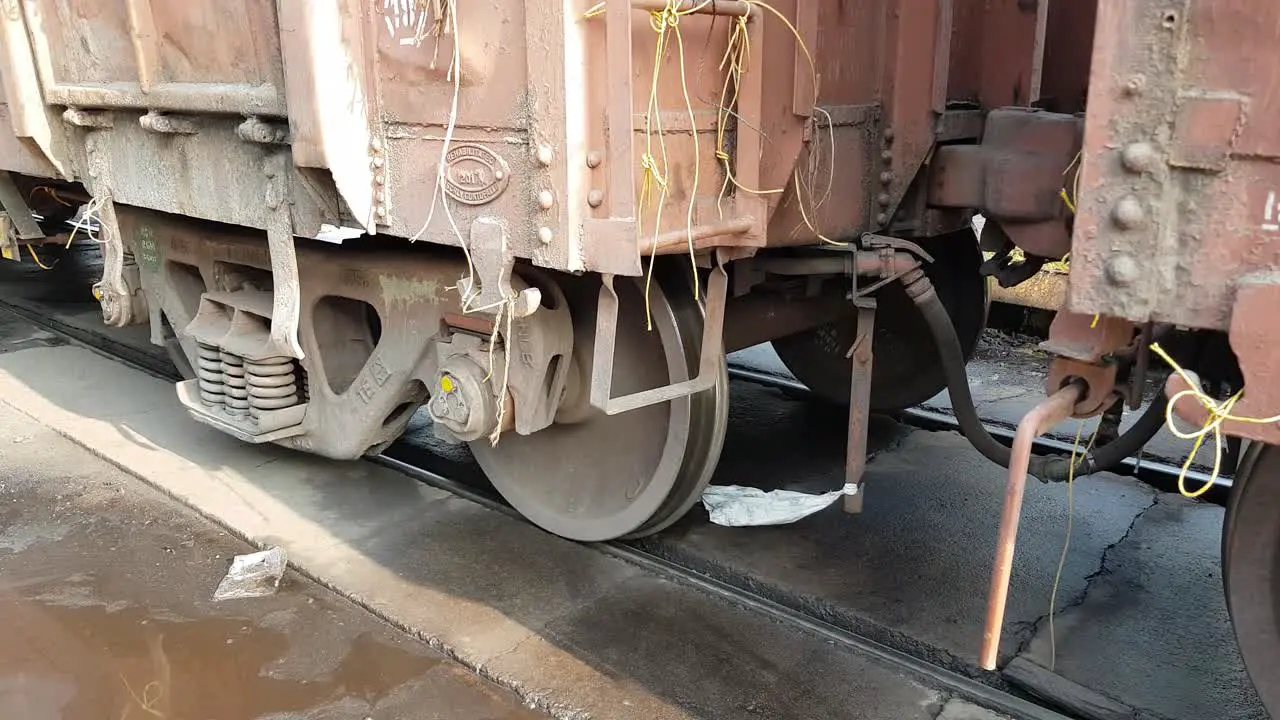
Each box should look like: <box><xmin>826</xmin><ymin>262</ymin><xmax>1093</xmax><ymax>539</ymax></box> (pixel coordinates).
<box><xmin>0</xmin><ymin>172</ymin><xmax>44</xmax><ymax>241</ymax></box>
<box><xmin>589</xmin><ymin>259</ymin><xmax>728</xmax><ymax>416</ymax></box>
<box><xmin>237</xmin><ymin>116</ymin><xmax>290</xmax><ymax>145</ymax></box>
<box><xmin>458</xmin><ymin>217</ymin><xmax>540</xmax><ymax>318</ymax></box>
<box><xmin>860</xmin><ymin>233</ymin><xmax>935</xmax><ymax>263</ymax></box>
<box><xmin>62</xmin><ymin>108</ymin><xmax>113</xmax><ymax>128</ymax></box>
<box><xmin>139</xmin><ymin>111</ymin><xmax>198</xmax><ymax>135</ymax></box>
<box><xmin>92</xmin><ymin>193</ymin><xmax>136</xmax><ymax>327</ymax></box>
<box><xmin>843</xmin><ymin>297</ymin><xmax>877</xmax><ymax>513</ymax></box>
<box><xmin>264</xmin><ymin>152</ymin><xmax>304</xmax><ymax>359</ymax></box>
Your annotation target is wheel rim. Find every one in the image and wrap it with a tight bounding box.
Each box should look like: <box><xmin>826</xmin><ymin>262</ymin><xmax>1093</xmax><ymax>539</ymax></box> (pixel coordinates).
<box><xmin>623</xmin><ymin>284</ymin><xmax>728</xmax><ymax>539</ymax></box>
<box><xmin>1223</xmin><ymin>443</ymin><xmax>1280</xmax><ymax>712</ymax></box>
<box><xmin>470</xmin><ymin>270</ymin><xmax>726</xmax><ymax>541</ymax></box>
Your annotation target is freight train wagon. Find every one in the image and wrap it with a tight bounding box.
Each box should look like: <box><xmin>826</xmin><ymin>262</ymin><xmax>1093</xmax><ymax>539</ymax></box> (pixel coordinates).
<box><xmin>2</xmin><ymin>0</ymin><xmax>1278</xmax><ymax>711</ymax></box>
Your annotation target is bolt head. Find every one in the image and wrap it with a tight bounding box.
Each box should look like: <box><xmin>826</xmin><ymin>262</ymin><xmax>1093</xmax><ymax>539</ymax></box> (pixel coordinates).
<box><xmin>537</xmin><ymin>190</ymin><xmax>555</xmax><ymax>210</ymax></box>
<box><xmin>587</xmin><ymin>189</ymin><xmax>605</xmax><ymax>208</ymax></box>
<box><xmin>879</xmin><ymin>171</ymin><xmax>894</xmax><ymax>185</ymax></box>
<box><xmin>1111</xmin><ymin>195</ymin><xmax>1146</xmax><ymax>230</ymax></box>
<box><xmin>1105</xmin><ymin>254</ymin><xmax>1140</xmax><ymax>286</ymax></box>
<box><xmin>538</xmin><ymin>226</ymin><xmax>554</xmax><ymax>244</ymax></box>
<box><xmin>1121</xmin><ymin>142</ymin><xmax>1158</xmax><ymax>173</ymax></box>
<box><xmin>877</xmin><ymin>193</ymin><xmax>891</xmax><ymax>206</ymax></box>
<box><xmin>1123</xmin><ymin>74</ymin><xmax>1147</xmax><ymax>96</ymax></box>
<box><xmin>586</xmin><ymin>151</ymin><xmax>603</xmax><ymax>169</ymax></box>
<box><xmin>883</xmin><ymin>128</ymin><xmax>895</xmax><ymax>142</ymax></box>
<box><xmin>881</xmin><ymin>149</ymin><xmax>894</xmax><ymax>162</ymax></box>
<box><xmin>876</xmin><ymin>213</ymin><xmax>889</xmax><ymax>225</ymax></box>
<box><xmin>537</xmin><ymin>145</ymin><xmax>554</xmax><ymax>167</ymax></box>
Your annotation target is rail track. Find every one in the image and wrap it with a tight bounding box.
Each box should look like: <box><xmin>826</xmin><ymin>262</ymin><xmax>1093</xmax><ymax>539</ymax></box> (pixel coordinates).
<box><xmin>2</xmin><ymin>297</ymin><xmax>1180</xmax><ymax>720</ymax></box>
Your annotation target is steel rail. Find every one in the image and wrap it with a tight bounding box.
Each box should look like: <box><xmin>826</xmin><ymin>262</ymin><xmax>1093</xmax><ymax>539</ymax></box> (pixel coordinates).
<box><xmin>374</xmin><ymin>455</ymin><xmax>1075</xmax><ymax>720</ymax></box>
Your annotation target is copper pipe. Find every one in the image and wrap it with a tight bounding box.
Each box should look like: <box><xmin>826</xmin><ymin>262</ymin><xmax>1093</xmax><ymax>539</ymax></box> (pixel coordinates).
<box><xmin>978</xmin><ymin>381</ymin><xmax>1084</xmax><ymax>671</ymax></box>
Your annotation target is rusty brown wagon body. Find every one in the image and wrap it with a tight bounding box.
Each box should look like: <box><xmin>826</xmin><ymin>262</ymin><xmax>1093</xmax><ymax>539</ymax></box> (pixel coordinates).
<box><xmin>3</xmin><ymin>0</ymin><xmax>1280</xmax><ymax>712</ymax></box>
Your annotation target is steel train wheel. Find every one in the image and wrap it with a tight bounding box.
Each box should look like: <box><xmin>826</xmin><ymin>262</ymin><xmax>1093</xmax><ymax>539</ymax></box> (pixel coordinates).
<box><xmin>469</xmin><ymin>268</ymin><xmax>728</xmax><ymax>542</ymax></box>
<box><xmin>1222</xmin><ymin>442</ymin><xmax>1280</xmax><ymax>713</ymax></box>
<box><xmin>770</xmin><ymin>227</ymin><xmax>988</xmax><ymax>411</ymax></box>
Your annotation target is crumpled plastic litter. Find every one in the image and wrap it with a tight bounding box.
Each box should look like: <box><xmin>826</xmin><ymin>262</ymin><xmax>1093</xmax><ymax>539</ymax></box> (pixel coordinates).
<box><xmin>212</xmin><ymin>546</ymin><xmax>288</xmax><ymax>601</ymax></box>
<box><xmin>700</xmin><ymin>484</ymin><xmax>857</xmax><ymax>527</ymax></box>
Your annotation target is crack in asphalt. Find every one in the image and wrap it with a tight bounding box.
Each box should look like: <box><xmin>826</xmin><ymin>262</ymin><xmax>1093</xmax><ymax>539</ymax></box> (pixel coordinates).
<box><xmin>972</xmin><ymin>388</ymin><xmax>1038</xmax><ymax>409</ymax></box>
<box><xmin>1009</xmin><ymin>491</ymin><xmax>1163</xmax><ymax>659</ymax></box>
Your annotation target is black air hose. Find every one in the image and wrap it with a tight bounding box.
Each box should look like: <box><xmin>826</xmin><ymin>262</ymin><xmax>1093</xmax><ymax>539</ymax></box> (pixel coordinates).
<box><xmin>901</xmin><ymin>269</ymin><xmax>1167</xmax><ymax>482</ymax></box>
<box><xmin>1030</xmin><ymin>391</ymin><xmax>1167</xmax><ymax>481</ymax></box>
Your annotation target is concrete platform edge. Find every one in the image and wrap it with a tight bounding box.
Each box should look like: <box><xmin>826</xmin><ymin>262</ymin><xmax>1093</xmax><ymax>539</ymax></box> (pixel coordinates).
<box><xmin>0</xmin><ymin>347</ymin><xmax>603</xmax><ymax>720</ymax></box>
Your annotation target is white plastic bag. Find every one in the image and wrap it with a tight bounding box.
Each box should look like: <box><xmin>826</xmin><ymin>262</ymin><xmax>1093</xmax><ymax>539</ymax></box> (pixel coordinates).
<box><xmin>700</xmin><ymin>484</ymin><xmax>856</xmax><ymax>527</ymax></box>
<box><xmin>212</xmin><ymin>546</ymin><xmax>288</xmax><ymax>601</ymax></box>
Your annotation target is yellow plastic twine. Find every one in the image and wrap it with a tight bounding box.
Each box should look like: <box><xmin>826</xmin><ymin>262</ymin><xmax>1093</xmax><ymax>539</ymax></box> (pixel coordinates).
<box><xmin>411</xmin><ymin>0</ymin><xmax>475</xmax><ymax>307</ymax></box>
<box><xmin>1149</xmin><ymin>342</ymin><xmax>1280</xmax><ymax>498</ymax></box>
<box><xmin>588</xmin><ymin>0</ymin><xmax>710</xmax><ymax>328</ymax></box>
<box><xmin>24</xmin><ymin>243</ymin><xmax>55</xmax><ymax>270</ymax></box>
<box><xmin>483</xmin><ymin>293</ymin><xmax>518</xmax><ymax>447</ymax></box>
<box><xmin>65</xmin><ymin>194</ymin><xmax>107</xmax><ymax>248</ymax></box>
<box><xmin>29</xmin><ymin>185</ymin><xmax>73</xmax><ymax>208</ymax></box>
<box><xmin>1048</xmin><ymin>420</ymin><xmax>1097</xmax><ymax>671</ymax></box>
<box><xmin>1059</xmin><ymin>151</ymin><xmax>1081</xmax><ymax>215</ymax></box>
<box><xmin>714</xmin><ymin>1</ymin><xmax>844</xmax><ymax>247</ymax></box>
<box><xmin>587</xmin><ymin>0</ymin><xmax>844</xmax><ymax>332</ymax></box>
<box><xmin>403</xmin><ymin>2</ymin><xmax>519</xmax><ymax>444</ymax></box>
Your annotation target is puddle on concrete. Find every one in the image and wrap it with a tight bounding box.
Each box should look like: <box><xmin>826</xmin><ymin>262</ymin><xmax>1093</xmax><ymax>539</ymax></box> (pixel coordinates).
<box><xmin>0</xmin><ymin>590</ymin><xmax>520</xmax><ymax>719</ymax></box>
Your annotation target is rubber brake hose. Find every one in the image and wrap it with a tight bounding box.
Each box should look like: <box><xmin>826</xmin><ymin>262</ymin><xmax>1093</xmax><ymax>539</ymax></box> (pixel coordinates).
<box><xmin>900</xmin><ymin>268</ymin><xmax>1167</xmax><ymax>482</ymax></box>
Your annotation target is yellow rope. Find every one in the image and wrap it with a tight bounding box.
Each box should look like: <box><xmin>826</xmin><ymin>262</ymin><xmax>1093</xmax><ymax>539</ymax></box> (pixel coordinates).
<box><xmin>24</xmin><ymin>243</ymin><xmax>55</xmax><ymax>270</ymax></box>
<box><xmin>587</xmin><ymin>0</ymin><xmax>849</xmax><ymax>330</ymax></box>
<box><xmin>484</xmin><ymin>293</ymin><xmax>518</xmax><ymax>447</ymax></box>
<box><xmin>714</xmin><ymin>15</ymin><xmax>775</xmax><ymax>200</ymax></box>
<box><xmin>672</xmin><ymin>13</ymin><xmax>703</xmax><ymax>302</ymax></box>
<box><xmin>1149</xmin><ymin>342</ymin><xmax>1280</xmax><ymax>498</ymax></box>
<box><xmin>595</xmin><ymin>0</ymin><xmax>713</xmax><ymax>329</ymax></box>
<box><xmin>405</xmin><ymin>1</ymin><xmax>515</xmax><ymax>439</ymax></box>
<box><xmin>1048</xmin><ymin>420</ymin><xmax>1098</xmax><ymax>671</ymax></box>
<box><xmin>29</xmin><ymin>185</ymin><xmax>73</xmax><ymax>207</ymax></box>
<box><xmin>66</xmin><ymin>195</ymin><xmax>106</xmax><ymax>248</ymax></box>
<box><xmin>1059</xmin><ymin>151</ymin><xmax>1081</xmax><ymax>215</ymax></box>
<box><xmin>411</xmin><ymin>0</ymin><xmax>474</xmax><ymax>307</ymax></box>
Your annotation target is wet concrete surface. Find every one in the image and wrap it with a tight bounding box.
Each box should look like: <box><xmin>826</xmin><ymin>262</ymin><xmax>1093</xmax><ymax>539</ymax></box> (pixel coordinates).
<box><xmin>0</xmin><ymin>335</ymin><xmax>1001</xmax><ymax>720</ymax></box>
<box><xmin>0</xmin><ymin>399</ymin><xmax>541</xmax><ymax>719</ymax></box>
<box><xmin>633</xmin><ymin>426</ymin><xmax>1159</xmax><ymax>666</ymax></box>
<box><xmin>0</xmin><ymin>244</ymin><xmax>1266</xmax><ymax>720</ymax></box>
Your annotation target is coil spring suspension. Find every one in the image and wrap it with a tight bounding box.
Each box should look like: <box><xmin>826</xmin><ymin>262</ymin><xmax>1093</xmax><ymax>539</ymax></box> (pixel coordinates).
<box><xmin>246</xmin><ymin>356</ymin><xmax>300</xmax><ymax>418</ymax></box>
<box><xmin>221</xmin><ymin>350</ymin><xmax>250</xmax><ymax>417</ymax></box>
<box><xmin>196</xmin><ymin>342</ymin><xmax>225</xmax><ymax>407</ymax></box>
